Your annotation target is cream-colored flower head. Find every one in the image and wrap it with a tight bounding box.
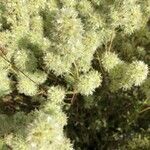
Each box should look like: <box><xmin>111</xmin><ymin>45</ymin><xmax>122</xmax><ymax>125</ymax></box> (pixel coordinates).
<box><xmin>47</xmin><ymin>86</ymin><xmax>66</xmax><ymax>104</ymax></box>
<box><xmin>76</xmin><ymin>70</ymin><xmax>102</xmax><ymax>95</ymax></box>
<box><xmin>101</xmin><ymin>51</ymin><xmax>121</xmax><ymax>72</ymax></box>
<box><xmin>122</xmin><ymin>61</ymin><xmax>148</xmax><ymax>89</ymax></box>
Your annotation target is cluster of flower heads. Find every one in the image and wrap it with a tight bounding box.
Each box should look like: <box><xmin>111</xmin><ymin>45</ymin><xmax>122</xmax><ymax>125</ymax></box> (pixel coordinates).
<box><xmin>25</xmin><ymin>86</ymin><xmax>72</xmax><ymax>150</ymax></box>
<box><xmin>101</xmin><ymin>51</ymin><xmax>148</xmax><ymax>91</ymax></box>
<box><xmin>0</xmin><ymin>0</ymin><xmax>149</xmax><ymax>97</ymax></box>
<box><xmin>110</xmin><ymin>0</ymin><xmax>147</xmax><ymax>34</ymax></box>
<box><xmin>0</xmin><ymin>86</ymin><xmax>73</xmax><ymax>150</ymax></box>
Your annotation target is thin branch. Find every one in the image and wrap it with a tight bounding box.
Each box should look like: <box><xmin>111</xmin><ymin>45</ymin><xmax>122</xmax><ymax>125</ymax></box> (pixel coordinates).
<box><xmin>0</xmin><ymin>47</ymin><xmax>37</xmax><ymax>85</ymax></box>
<box><xmin>73</xmin><ymin>62</ymin><xmax>79</xmax><ymax>79</ymax></box>
<box><xmin>139</xmin><ymin>107</ymin><xmax>150</xmax><ymax>114</ymax></box>
<box><xmin>95</xmin><ymin>51</ymin><xmax>105</xmax><ymax>75</ymax></box>
<box><xmin>71</xmin><ymin>91</ymin><xmax>77</xmax><ymax>105</ymax></box>
<box><xmin>108</xmin><ymin>32</ymin><xmax>115</xmax><ymax>52</ymax></box>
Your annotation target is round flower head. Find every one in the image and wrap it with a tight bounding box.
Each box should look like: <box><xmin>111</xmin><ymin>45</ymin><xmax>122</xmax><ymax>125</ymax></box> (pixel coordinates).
<box><xmin>77</xmin><ymin>54</ymin><xmax>93</xmax><ymax>73</ymax></box>
<box><xmin>101</xmin><ymin>51</ymin><xmax>121</xmax><ymax>72</ymax></box>
<box><xmin>109</xmin><ymin>61</ymin><xmax>148</xmax><ymax>91</ymax></box>
<box><xmin>14</xmin><ymin>49</ymin><xmax>37</xmax><ymax>72</ymax></box>
<box><xmin>76</xmin><ymin>70</ymin><xmax>102</xmax><ymax>95</ymax></box>
<box><xmin>44</xmin><ymin>52</ymin><xmax>72</xmax><ymax>76</ymax></box>
<box><xmin>122</xmin><ymin>60</ymin><xmax>148</xmax><ymax>88</ymax></box>
<box><xmin>47</xmin><ymin>86</ymin><xmax>66</xmax><ymax>104</ymax></box>
<box><xmin>77</xmin><ymin>0</ymin><xmax>94</xmax><ymax>16</ymax></box>
<box><xmin>83</xmin><ymin>31</ymin><xmax>100</xmax><ymax>53</ymax></box>
<box><xmin>17</xmin><ymin>75</ymin><xmax>38</xmax><ymax>96</ymax></box>
<box><xmin>27</xmin><ymin>112</ymin><xmax>60</xmax><ymax>149</ymax></box>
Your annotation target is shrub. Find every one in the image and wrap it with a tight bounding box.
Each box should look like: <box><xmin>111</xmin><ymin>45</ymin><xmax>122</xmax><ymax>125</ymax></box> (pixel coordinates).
<box><xmin>0</xmin><ymin>0</ymin><xmax>149</xmax><ymax>149</ymax></box>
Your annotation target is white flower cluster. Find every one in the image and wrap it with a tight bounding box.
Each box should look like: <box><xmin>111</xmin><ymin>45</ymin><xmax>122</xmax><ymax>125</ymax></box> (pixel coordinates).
<box><xmin>44</xmin><ymin>7</ymin><xmax>85</xmax><ymax>75</ymax></box>
<box><xmin>49</xmin><ymin>8</ymin><xmax>84</xmax><ymax>57</ymax></box>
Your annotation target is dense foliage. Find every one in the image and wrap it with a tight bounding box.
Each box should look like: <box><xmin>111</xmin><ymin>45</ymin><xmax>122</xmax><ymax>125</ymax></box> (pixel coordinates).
<box><xmin>0</xmin><ymin>0</ymin><xmax>149</xmax><ymax>149</ymax></box>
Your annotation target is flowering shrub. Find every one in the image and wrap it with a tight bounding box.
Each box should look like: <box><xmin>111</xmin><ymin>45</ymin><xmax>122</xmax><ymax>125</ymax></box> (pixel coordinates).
<box><xmin>0</xmin><ymin>0</ymin><xmax>149</xmax><ymax>149</ymax></box>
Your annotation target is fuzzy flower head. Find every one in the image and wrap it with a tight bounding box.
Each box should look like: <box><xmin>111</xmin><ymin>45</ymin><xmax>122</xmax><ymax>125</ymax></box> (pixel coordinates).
<box><xmin>101</xmin><ymin>51</ymin><xmax>121</xmax><ymax>72</ymax></box>
<box><xmin>109</xmin><ymin>61</ymin><xmax>148</xmax><ymax>91</ymax></box>
<box><xmin>44</xmin><ymin>52</ymin><xmax>72</xmax><ymax>76</ymax></box>
<box><xmin>83</xmin><ymin>31</ymin><xmax>100</xmax><ymax>53</ymax></box>
<box><xmin>77</xmin><ymin>0</ymin><xmax>94</xmax><ymax>16</ymax></box>
<box><xmin>76</xmin><ymin>70</ymin><xmax>102</xmax><ymax>95</ymax></box>
<box><xmin>47</xmin><ymin>86</ymin><xmax>66</xmax><ymax>105</ymax></box>
<box><xmin>14</xmin><ymin>49</ymin><xmax>37</xmax><ymax>72</ymax></box>
<box><xmin>122</xmin><ymin>61</ymin><xmax>148</xmax><ymax>89</ymax></box>
<box><xmin>84</xmin><ymin>12</ymin><xmax>104</xmax><ymax>31</ymax></box>
<box><xmin>8</xmin><ymin>136</ymin><xmax>27</xmax><ymax>150</ymax></box>
<box><xmin>27</xmin><ymin>113</ymin><xmax>59</xmax><ymax>149</ymax></box>
<box><xmin>50</xmin><ymin>7</ymin><xmax>84</xmax><ymax>57</ymax></box>
<box><xmin>77</xmin><ymin>54</ymin><xmax>93</xmax><ymax>73</ymax></box>
<box><xmin>17</xmin><ymin>75</ymin><xmax>38</xmax><ymax>96</ymax></box>
<box><xmin>27</xmin><ymin>110</ymin><xmax>70</xmax><ymax>150</ymax></box>
<box><xmin>16</xmin><ymin>70</ymin><xmax>47</xmax><ymax>97</ymax></box>
<box><xmin>111</xmin><ymin>0</ymin><xmax>143</xmax><ymax>34</ymax></box>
